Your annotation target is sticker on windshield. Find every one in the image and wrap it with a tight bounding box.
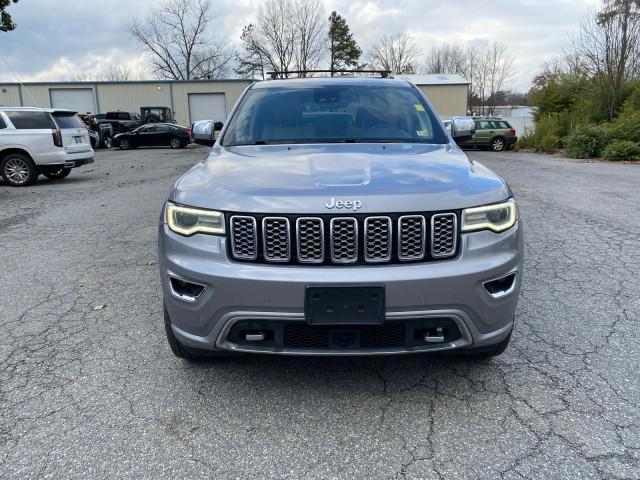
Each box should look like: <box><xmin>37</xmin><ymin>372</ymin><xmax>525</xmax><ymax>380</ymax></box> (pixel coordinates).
<box><xmin>414</xmin><ymin>104</ymin><xmax>425</xmax><ymax>112</ymax></box>
<box><xmin>416</xmin><ymin>130</ymin><xmax>429</xmax><ymax>137</ymax></box>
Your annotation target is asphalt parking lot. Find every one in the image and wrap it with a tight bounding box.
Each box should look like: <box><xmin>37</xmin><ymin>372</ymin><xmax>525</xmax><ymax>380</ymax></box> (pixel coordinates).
<box><xmin>1</xmin><ymin>146</ymin><xmax>639</xmax><ymax>479</ymax></box>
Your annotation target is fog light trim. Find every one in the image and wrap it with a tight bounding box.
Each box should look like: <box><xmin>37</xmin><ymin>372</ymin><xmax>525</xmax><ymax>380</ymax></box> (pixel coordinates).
<box><xmin>168</xmin><ymin>276</ymin><xmax>206</xmax><ymax>302</ymax></box>
<box><xmin>483</xmin><ymin>272</ymin><xmax>517</xmax><ymax>299</ymax></box>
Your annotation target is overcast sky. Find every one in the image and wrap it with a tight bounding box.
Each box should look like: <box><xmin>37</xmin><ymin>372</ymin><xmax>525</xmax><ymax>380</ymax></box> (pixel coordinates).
<box><xmin>0</xmin><ymin>0</ymin><xmax>599</xmax><ymax>91</ymax></box>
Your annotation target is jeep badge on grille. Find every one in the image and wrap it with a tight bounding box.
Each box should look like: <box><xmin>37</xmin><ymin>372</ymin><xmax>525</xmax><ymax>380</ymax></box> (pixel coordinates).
<box><xmin>325</xmin><ymin>198</ymin><xmax>362</xmax><ymax>211</ymax></box>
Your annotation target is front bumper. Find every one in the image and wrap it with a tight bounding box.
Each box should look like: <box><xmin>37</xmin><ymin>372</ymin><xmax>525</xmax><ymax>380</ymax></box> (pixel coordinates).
<box><xmin>159</xmin><ymin>220</ymin><xmax>523</xmax><ymax>355</ymax></box>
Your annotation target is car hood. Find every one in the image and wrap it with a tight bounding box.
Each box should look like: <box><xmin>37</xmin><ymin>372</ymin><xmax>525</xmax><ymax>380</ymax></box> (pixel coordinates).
<box><xmin>170</xmin><ymin>143</ymin><xmax>509</xmax><ymax>214</ymax></box>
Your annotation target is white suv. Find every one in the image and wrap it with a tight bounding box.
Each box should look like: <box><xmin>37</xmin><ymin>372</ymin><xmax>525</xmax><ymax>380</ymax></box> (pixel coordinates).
<box><xmin>0</xmin><ymin>107</ymin><xmax>94</xmax><ymax>186</ymax></box>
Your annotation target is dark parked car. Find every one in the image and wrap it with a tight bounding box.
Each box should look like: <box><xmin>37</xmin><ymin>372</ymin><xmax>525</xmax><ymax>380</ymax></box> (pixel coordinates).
<box><xmin>112</xmin><ymin>123</ymin><xmax>191</xmax><ymax>150</ymax></box>
<box><xmin>103</xmin><ymin>111</ymin><xmax>142</xmax><ymax>133</ymax></box>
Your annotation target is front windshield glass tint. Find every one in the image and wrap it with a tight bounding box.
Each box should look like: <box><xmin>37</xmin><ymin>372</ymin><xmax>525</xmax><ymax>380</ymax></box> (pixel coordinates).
<box><xmin>223</xmin><ymin>84</ymin><xmax>448</xmax><ymax>146</ymax></box>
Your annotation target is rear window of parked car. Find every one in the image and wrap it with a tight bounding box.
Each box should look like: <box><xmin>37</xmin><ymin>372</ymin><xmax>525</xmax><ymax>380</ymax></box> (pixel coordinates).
<box><xmin>107</xmin><ymin>112</ymin><xmax>132</xmax><ymax>120</ymax></box>
<box><xmin>475</xmin><ymin>120</ymin><xmax>512</xmax><ymax>129</ymax></box>
<box><xmin>5</xmin><ymin>111</ymin><xmax>54</xmax><ymax>129</ymax></box>
<box><xmin>52</xmin><ymin>113</ymin><xmax>86</xmax><ymax>129</ymax></box>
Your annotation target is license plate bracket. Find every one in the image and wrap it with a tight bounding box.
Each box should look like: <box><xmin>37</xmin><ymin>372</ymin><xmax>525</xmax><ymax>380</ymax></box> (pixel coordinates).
<box><xmin>304</xmin><ymin>285</ymin><xmax>385</xmax><ymax>325</ymax></box>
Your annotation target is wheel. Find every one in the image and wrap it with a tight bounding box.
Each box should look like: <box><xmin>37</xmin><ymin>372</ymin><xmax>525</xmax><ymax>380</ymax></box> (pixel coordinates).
<box><xmin>119</xmin><ymin>139</ymin><xmax>131</xmax><ymax>150</ymax></box>
<box><xmin>170</xmin><ymin>138</ymin><xmax>181</xmax><ymax>149</ymax></box>
<box><xmin>44</xmin><ymin>168</ymin><xmax>71</xmax><ymax>180</ymax></box>
<box><xmin>103</xmin><ymin>137</ymin><xmax>113</xmax><ymax>149</ymax></box>
<box><xmin>490</xmin><ymin>137</ymin><xmax>506</xmax><ymax>152</ymax></box>
<box><xmin>163</xmin><ymin>304</ymin><xmax>234</xmax><ymax>361</ymax></box>
<box><xmin>458</xmin><ymin>329</ymin><xmax>513</xmax><ymax>359</ymax></box>
<box><xmin>1</xmin><ymin>153</ymin><xmax>38</xmax><ymax>186</ymax></box>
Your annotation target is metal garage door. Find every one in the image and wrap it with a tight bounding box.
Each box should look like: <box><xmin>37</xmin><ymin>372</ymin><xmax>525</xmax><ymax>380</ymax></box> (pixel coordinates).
<box><xmin>188</xmin><ymin>93</ymin><xmax>226</xmax><ymax>124</ymax></box>
<box><xmin>50</xmin><ymin>88</ymin><xmax>95</xmax><ymax>114</ymax></box>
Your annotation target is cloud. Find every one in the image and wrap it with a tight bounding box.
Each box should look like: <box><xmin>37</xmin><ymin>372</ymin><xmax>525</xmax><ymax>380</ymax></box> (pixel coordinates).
<box><xmin>0</xmin><ymin>0</ymin><xmax>601</xmax><ymax>91</ymax></box>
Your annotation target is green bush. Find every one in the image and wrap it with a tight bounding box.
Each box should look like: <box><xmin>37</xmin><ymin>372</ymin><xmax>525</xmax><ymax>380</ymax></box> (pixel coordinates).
<box><xmin>517</xmin><ymin>114</ymin><xmax>565</xmax><ymax>152</ymax></box>
<box><xmin>607</xmin><ymin>110</ymin><xmax>640</xmax><ymax>143</ymax></box>
<box><xmin>565</xmin><ymin>125</ymin><xmax>608</xmax><ymax>158</ymax></box>
<box><xmin>515</xmin><ymin>134</ymin><xmax>535</xmax><ymax>150</ymax></box>
<box><xmin>602</xmin><ymin>141</ymin><xmax>640</xmax><ymax>161</ymax></box>
<box><xmin>537</xmin><ymin>134</ymin><xmax>560</xmax><ymax>153</ymax></box>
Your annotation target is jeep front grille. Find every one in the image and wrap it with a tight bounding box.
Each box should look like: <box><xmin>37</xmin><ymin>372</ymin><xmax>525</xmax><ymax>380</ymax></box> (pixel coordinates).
<box><xmin>398</xmin><ymin>215</ymin><xmax>426</xmax><ymax>261</ymax></box>
<box><xmin>230</xmin><ymin>216</ymin><xmax>257</xmax><ymax>260</ymax></box>
<box><xmin>365</xmin><ymin>216</ymin><xmax>392</xmax><ymax>262</ymax></box>
<box><xmin>296</xmin><ymin>218</ymin><xmax>324</xmax><ymax>263</ymax></box>
<box><xmin>431</xmin><ymin>213</ymin><xmax>457</xmax><ymax>258</ymax></box>
<box><xmin>227</xmin><ymin>212</ymin><xmax>458</xmax><ymax>265</ymax></box>
<box><xmin>330</xmin><ymin>218</ymin><xmax>358</xmax><ymax>263</ymax></box>
<box><xmin>262</xmin><ymin>217</ymin><xmax>290</xmax><ymax>262</ymax></box>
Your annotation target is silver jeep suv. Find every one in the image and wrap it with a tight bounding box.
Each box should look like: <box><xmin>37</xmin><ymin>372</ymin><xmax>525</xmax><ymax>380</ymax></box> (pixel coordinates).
<box><xmin>159</xmin><ymin>75</ymin><xmax>523</xmax><ymax>359</ymax></box>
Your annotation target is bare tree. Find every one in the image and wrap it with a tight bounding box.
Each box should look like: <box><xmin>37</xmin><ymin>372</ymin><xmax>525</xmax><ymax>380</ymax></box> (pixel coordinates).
<box><xmin>368</xmin><ymin>34</ymin><xmax>420</xmax><ymax>74</ymax></box>
<box><xmin>62</xmin><ymin>71</ymin><xmax>97</xmax><ymax>82</ymax></box>
<box><xmin>237</xmin><ymin>0</ymin><xmax>296</xmax><ymax>78</ymax></box>
<box><xmin>293</xmin><ymin>0</ymin><xmax>326</xmax><ymax>74</ymax></box>
<box><xmin>484</xmin><ymin>42</ymin><xmax>516</xmax><ymax>112</ymax></box>
<box><xmin>424</xmin><ymin>43</ymin><xmax>467</xmax><ymax>75</ymax></box>
<box><xmin>569</xmin><ymin>0</ymin><xmax>640</xmax><ymax>119</ymax></box>
<box><xmin>100</xmin><ymin>65</ymin><xmax>133</xmax><ymax>81</ymax></box>
<box><xmin>129</xmin><ymin>0</ymin><xmax>233</xmax><ymax>80</ymax></box>
<box><xmin>236</xmin><ymin>0</ymin><xmax>324</xmax><ymax>78</ymax></box>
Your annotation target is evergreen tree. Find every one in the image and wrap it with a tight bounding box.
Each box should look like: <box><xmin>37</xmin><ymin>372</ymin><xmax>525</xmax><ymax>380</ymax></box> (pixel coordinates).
<box><xmin>1</xmin><ymin>0</ymin><xmax>18</xmax><ymax>32</ymax></box>
<box><xmin>328</xmin><ymin>11</ymin><xmax>362</xmax><ymax>74</ymax></box>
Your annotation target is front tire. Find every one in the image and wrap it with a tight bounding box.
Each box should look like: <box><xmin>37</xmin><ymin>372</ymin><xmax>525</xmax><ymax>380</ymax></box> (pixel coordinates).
<box><xmin>169</xmin><ymin>138</ymin><xmax>181</xmax><ymax>149</ymax></box>
<box><xmin>119</xmin><ymin>139</ymin><xmax>131</xmax><ymax>150</ymax></box>
<box><xmin>103</xmin><ymin>136</ymin><xmax>113</xmax><ymax>149</ymax></box>
<box><xmin>1</xmin><ymin>153</ymin><xmax>38</xmax><ymax>186</ymax></box>
<box><xmin>490</xmin><ymin>137</ymin><xmax>506</xmax><ymax>152</ymax></box>
<box><xmin>44</xmin><ymin>168</ymin><xmax>71</xmax><ymax>180</ymax></box>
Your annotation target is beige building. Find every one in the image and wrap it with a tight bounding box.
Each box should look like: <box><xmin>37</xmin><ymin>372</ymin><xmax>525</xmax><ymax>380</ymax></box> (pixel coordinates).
<box><xmin>0</xmin><ymin>75</ymin><xmax>469</xmax><ymax>125</ymax></box>
<box><xmin>399</xmin><ymin>74</ymin><xmax>470</xmax><ymax>118</ymax></box>
<box><xmin>0</xmin><ymin>80</ymin><xmax>253</xmax><ymax>126</ymax></box>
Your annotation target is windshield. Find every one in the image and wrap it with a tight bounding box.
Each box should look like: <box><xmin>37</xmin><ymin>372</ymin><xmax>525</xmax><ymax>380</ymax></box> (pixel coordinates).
<box><xmin>222</xmin><ymin>83</ymin><xmax>448</xmax><ymax>146</ymax></box>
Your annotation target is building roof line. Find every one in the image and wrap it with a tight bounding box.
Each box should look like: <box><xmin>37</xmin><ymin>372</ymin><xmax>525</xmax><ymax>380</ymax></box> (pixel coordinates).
<box><xmin>0</xmin><ymin>79</ymin><xmax>256</xmax><ymax>86</ymax></box>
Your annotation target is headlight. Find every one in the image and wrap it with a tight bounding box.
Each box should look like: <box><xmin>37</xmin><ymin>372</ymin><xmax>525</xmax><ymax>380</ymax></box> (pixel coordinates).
<box><xmin>462</xmin><ymin>199</ymin><xmax>517</xmax><ymax>233</ymax></box>
<box><xmin>166</xmin><ymin>203</ymin><xmax>225</xmax><ymax>236</ymax></box>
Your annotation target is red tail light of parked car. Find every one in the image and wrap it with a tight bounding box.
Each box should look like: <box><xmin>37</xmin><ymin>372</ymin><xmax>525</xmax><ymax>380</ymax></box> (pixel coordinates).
<box><xmin>52</xmin><ymin>128</ymin><xmax>63</xmax><ymax>147</ymax></box>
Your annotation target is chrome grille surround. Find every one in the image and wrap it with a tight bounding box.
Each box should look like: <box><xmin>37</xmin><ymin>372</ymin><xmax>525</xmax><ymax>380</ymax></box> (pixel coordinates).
<box><xmin>230</xmin><ymin>215</ymin><xmax>258</xmax><ymax>260</ymax></box>
<box><xmin>431</xmin><ymin>213</ymin><xmax>457</xmax><ymax>258</ymax></box>
<box><xmin>296</xmin><ymin>217</ymin><xmax>325</xmax><ymax>263</ymax></box>
<box><xmin>262</xmin><ymin>217</ymin><xmax>290</xmax><ymax>262</ymax></box>
<box><xmin>330</xmin><ymin>217</ymin><xmax>358</xmax><ymax>264</ymax></box>
<box><xmin>228</xmin><ymin>212</ymin><xmax>458</xmax><ymax>264</ymax></box>
<box><xmin>398</xmin><ymin>215</ymin><xmax>426</xmax><ymax>261</ymax></box>
<box><xmin>364</xmin><ymin>216</ymin><xmax>392</xmax><ymax>263</ymax></box>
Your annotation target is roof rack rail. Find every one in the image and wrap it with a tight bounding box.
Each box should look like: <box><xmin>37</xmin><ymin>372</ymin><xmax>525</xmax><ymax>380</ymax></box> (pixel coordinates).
<box><xmin>266</xmin><ymin>69</ymin><xmax>392</xmax><ymax>80</ymax></box>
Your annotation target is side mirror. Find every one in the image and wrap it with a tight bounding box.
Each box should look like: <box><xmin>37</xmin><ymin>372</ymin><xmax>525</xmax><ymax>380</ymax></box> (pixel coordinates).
<box><xmin>191</xmin><ymin>120</ymin><xmax>216</xmax><ymax>146</ymax></box>
<box><xmin>450</xmin><ymin>116</ymin><xmax>475</xmax><ymax>142</ymax></box>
